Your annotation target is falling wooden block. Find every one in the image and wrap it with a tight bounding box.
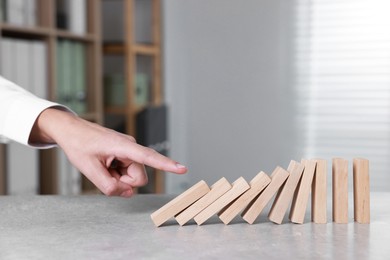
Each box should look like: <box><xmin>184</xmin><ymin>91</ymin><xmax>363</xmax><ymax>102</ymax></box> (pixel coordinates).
<box><xmin>353</xmin><ymin>158</ymin><xmax>370</xmax><ymax>224</ymax></box>
<box><xmin>311</xmin><ymin>159</ymin><xmax>327</xmax><ymax>224</ymax></box>
<box><xmin>218</xmin><ymin>172</ymin><xmax>271</xmax><ymax>225</ymax></box>
<box><xmin>332</xmin><ymin>158</ymin><xmax>349</xmax><ymax>223</ymax></box>
<box><xmin>289</xmin><ymin>159</ymin><xmax>317</xmax><ymax>224</ymax></box>
<box><xmin>242</xmin><ymin>167</ymin><xmax>290</xmax><ymax>224</ymax></box>
<box><xmin>175</xmin><ymin>177</ymin><xmax>232</xmax><ymax>226</ymax></box>
<box><xmin>151</xmin><ymin>180</ymin><xmax>210</xmax><ymax>227</ymax></box>
<box><xmin>268</xmin><ymin>160</ymin><xmax>305</xmax><ymax>224</ymax></box>
<box><xmin>194</xmin><ymin>177</ymin><xmax>250</xmax><ymax>225</ymax></box>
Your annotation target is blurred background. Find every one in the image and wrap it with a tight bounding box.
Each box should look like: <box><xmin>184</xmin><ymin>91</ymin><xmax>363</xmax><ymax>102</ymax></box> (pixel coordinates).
<box><xmin>0</xmin><ymin>0</ymin><xmax>389</xmax><ymax>196</ymax></box>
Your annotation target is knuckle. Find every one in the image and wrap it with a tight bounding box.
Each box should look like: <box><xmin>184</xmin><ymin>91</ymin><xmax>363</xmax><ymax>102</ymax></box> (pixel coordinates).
<box><xmin>102</xmin><ymin>183</ymin><xmax>117</xmax><ymax>196</ymax></box>
<box><xmin>142</xmin><ymin>148</ymin><xmax>157</xmax><ymax>163</ymax></box>
<box><xmin>128</xmin><ymin>136</ymin><xmax>136</xmax><ymax>143</ymax></box>
<box><xmin>117</xmin><ymin>133</ymin><xmax>136</xmax><ymax>143</ymax></box>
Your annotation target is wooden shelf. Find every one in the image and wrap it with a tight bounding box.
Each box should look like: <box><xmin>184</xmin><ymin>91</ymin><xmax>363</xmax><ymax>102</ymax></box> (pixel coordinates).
<box><xmin>105</xmin><ymin>104</ymin><xmax>146</xmax><ymax>115</ymax></box>
<box><xmin>103</xmin><ymin>43</ymin><xmax>124</xmax><ymax>54</ymax></box>
<box><xmin>133</xmin><ymin>44</ymin><xmax>159</xmax><ymax>55</ymax></box>
<box><xmin>56</xmin><ymin>30</ymin><xmax>97</xmax><ymax>42</ymax></box>
<box><xmin>1</xmin><ymin>10</ymin><xmax>97</xmax><ymax>42</ymax></box>
<box><xmin>0</xmin><ymin>23</ymin><xmax>52</xmax><ymax>37</ymax></box>
<box><xmin>0</xmin><ymin>0</ymin><xmax>103</xmax><ymax>195</ymax></box>
<box><xmin>103</xmin><ymin>43</ymin><xmax>159</xmax><ymax>55</ymax></box>
<box><xmin>105</xmin><ymin>105</ymin><xmax>127</xmax><ymax>115</ymax></box>
<box><xmin>102</xmin><ymin>0</ymin><xmax>164</xmax><ymax>194</ymax></box>
<box><xmin>80</xmin><ymin>112</ymin><xmax>101</xmax><ymax>122</ymax></box>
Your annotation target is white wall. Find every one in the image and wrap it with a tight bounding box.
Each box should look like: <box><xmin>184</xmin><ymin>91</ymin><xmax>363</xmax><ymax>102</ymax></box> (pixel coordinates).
<box><xmin>163</xmin><ymin>0</ymin><xmax>297</xmax><ymax>193</ymax></box>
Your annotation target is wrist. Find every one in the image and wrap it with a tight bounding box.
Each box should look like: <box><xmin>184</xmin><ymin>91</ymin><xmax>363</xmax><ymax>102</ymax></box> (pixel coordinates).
<box><xmin>29</xmin><ymin>107</ymin><xmax>78</xmax><ymax>145</ymax></box>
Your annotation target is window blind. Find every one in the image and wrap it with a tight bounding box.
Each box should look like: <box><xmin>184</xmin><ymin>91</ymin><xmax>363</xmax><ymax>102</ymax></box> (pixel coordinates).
<box><xmin>294</xmin><ymin>0</ymin><xmax>390</xmax><ymax>191</ymax></box>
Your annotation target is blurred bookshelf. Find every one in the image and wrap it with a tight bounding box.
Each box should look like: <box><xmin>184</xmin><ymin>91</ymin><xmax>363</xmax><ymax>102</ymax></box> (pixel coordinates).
<box><xmin>0</xmin><ymin>0</ymin><xmax>102</xmax><ymax>195</ymax></box>
<box><xmin>102</xmin><ymin>0</ymin><xmax>165</xmax><ymax>194</ymax></box>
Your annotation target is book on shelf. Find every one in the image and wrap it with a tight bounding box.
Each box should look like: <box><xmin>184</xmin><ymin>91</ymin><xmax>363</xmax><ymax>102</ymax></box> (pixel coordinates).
<box><xmin>0</xmin><ymin>37</ymin><xmax>46</xmax><ymax>195</ymax></box>
<box><xmin>73</xmin><ymin>42</ymin><xmax>87</xmax><ymax>114</ymax></box>
<box><xmin>7</xmin><ymin>143</ymin><xmax>39</xmax><ymax>195</ymax></box>
<box><xmin>3</xmin><ymin>0</ymin><xmax>36</xmax><ymax>27</ymax></box>
<box><xmin>56</xmin><ymin>0</ymin><xmax>67</xmax><ymax>29</ymax></box>
<box><xmin>0</xmin><ymin>38</ymin><xmax>14</xmax><ymax>81</ymax></box>
<box><xmin>56</xmin><ymin>0</ymin><xmax>86</xmax><ymax>35</ymax></box>
<box><xmin>57</xmin><ymin>39</ymin><xmax>87</xmax><ymax>114</ymax></box>
<box><xmin>135</xmin><ymin>73</ymin><xmax>149</xmax><ymax>106</ymax></box>
<box><xmin>104</xmin><ymin>73</ymin><xmax>125</xmax><ymax>107</ymax></box>
<box><xmin>57</xmin><ymin>149</ymin><xmax>81</xmax><ymax>195</ymax></box>
<box><xmin>104</xmin><ymin>114</ymin><xmax>126</xmax><ymax>135</ymax></box>
<box><xmin>56</xmin><ymin>39</ymin><xmax>72</xmax><ymax>108</ymax></box>
<box><xmin>15</xmin><ymin>40</ymin><xmax>31</xmax><ymax>91</ymax></box>
<box><xmin>31</xmin><ymin>41</ymin><xmax>48</xmax><ymax>99</ymax></box>
<box><xmin>136</xmin><ymin>104</ymin><xmax>169</xmax><ymax>156</ymax></box>
<box><xmin>102</xmin><ymin>0</ymin><xmax>124</xmax><ymax>42</ymax></box>
<box><xmin>25</xmin><ymin>0</ymin><xmax>37</xmax><ymax>27</ymax></box>
<box><xmin>68</xmin><ymin>0</ymin><xmax>86</xmax><ymax>35</ymax></box>
<box><xmin>0</xmin><ymin>37</ymin><xmax>46</xmax><ymax>115</ymax></box>
<box><xmin>134</xmin><ymin>0</ymin><xmax>153</xmax><ymax>44</ymax></box>
<box><xmin>0</xmin><ymin>0</ymin><xmax>4</xmax><ymax>22</ymax></box>
<box><xmin>5</xmin><ymin>0</ymin><xmax>23</xmax><ymax>25</ymax></box>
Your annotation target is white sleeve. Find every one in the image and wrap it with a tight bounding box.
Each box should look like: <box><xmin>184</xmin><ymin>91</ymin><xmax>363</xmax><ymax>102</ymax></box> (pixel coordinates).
<box><xmin>0</xmin><ymin>76</ymin><xmax>71</xmax><ymax>148</ymax></box>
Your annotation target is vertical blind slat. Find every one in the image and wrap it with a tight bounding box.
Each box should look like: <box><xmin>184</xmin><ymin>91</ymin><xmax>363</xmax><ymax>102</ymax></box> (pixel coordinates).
<box><xmin>294</xmin><ymin>0</ymin><xmax>390</xmax><ymax>191</ymax></box>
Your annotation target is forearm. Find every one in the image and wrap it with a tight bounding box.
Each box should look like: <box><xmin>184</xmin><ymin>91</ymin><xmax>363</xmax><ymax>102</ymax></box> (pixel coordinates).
<box><xmin>29</xmin><ymin>108</ymin><xmax>80</xmax><ymax>146</ymax></box>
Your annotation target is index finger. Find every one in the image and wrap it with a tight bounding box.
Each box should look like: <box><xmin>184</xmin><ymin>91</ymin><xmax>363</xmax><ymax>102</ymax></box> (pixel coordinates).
<box><xmin>127</xmin><ymin>142</ymin><xmax>187</xmax><ymax>174</ymax></box>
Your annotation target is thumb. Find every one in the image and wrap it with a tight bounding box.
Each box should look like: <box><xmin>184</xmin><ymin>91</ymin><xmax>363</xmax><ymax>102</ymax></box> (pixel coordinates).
<box><xmin>86</xmin><ymin>160</ymin><xmax>134</xmax><ymax>197</ymax></box>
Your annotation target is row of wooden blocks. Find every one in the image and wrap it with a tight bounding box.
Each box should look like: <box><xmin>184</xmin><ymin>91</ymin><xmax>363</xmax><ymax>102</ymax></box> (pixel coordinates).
<box><xmin>151</xmin><ymin>158</ymin><xmax>370</xmax><ymax>227</ymax></box>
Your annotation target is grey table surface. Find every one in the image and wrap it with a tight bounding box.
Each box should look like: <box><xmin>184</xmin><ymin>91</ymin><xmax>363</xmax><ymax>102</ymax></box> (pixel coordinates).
<box><xmin>0</xmin><ymin>193</ymin><xmax>389</xmax><ymax>260</ymax></box>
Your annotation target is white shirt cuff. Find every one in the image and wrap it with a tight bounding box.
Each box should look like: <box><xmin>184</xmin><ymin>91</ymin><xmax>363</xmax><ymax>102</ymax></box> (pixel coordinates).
<box><xmin>2</xmin><ymin>95</ymin><xmax>69</xmax><ymax>149</ymax></box>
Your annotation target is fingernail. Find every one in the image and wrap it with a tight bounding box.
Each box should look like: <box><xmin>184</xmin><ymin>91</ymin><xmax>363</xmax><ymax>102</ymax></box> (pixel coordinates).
<box><xmin>120</xmin><ymin>190</ymin><xmax>133</xmax><ymax>198</ymax></box>
<box><xmin>176</xmin><ymin>163</ymin><xmax>187</xmax><ymax>169</ymax></box>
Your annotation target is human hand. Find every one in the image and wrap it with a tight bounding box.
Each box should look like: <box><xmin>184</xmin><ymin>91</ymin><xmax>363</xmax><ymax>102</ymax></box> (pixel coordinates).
<box><xmin>30</xmin><ymin>108</ymin><xmax>187</xmax><ymax>197</ymax></box>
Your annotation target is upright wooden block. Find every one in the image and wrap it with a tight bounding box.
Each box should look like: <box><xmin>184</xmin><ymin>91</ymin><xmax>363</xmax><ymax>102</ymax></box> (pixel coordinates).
<box><xmin>290</xmin><ymin>159</ymin><xmax>317</xmax><ymax>224</ymax></box>
<box><xmin>151</xmin><ymin>180</ymin><xmax>210</xmax><ymax>227</ymax></box>
<box><xmin>353</xmin><ymin>158</ymin><xmax>370</xmax><ymax>224</ymax></box>
<box><xmin>332</xmin><ymin>158</ymin><xmax>349</xmax><ymax>223</ymax></box>
<box><xmin>218</xmin><ymin>172</ymin><xmax>271</xmax><ymax>225</ymax></box>
<box><xmin>242</xmin><ymin>167</ymin><xmax>290</xmax><ymax>224</ymax></box>
<box><xmin>268</xmin><ymin>160</ymin><xmax>305</xmax><ymax>224</ymax></box>
<box><xmin>311</xmin><ymin>159</ymin><xmax>327</xmax><ymax>223</ymax></box>
<box><xmin>194</xmin><ymin>177</ymin><xmax>250</xmax><ymax>225</ymax></box>
<box><xmin>175</xmin><ymin>177</ymin><xmax>232</xmax><ymax>226</ymax></box>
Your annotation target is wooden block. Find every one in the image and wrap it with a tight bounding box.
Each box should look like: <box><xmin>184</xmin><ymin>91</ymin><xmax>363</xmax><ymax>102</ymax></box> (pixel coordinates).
<box><xmin>353</xmin><ymin>158</ymin><xmax>370</xmax><ymax>224</ymax></box>
<box><xmin>218</xmin><ymin>172</ymin><xmax>271</xmax><ymax>225</ymax></box>
<box><xmin>194</xmin><ymin>177</ymin><xmax>250</xmax><ymax>225</ymax></box>
<box><xmin>268</xmin><ymin>160</ymin><xmax>304</xmax><ymax>224</ymax></box>
<box><xmin>242</xmin><ymin>167</ymin><xmax>290</xmax><ymax>224</ymax></box>
<box><xmin>175</xmin><ymin>177</ymin><xmax>232</xmax><ymax>226</ymax></box>
<box><xmin>332</xmin><ymin>158</ymin><xmax>349</xmax><ymax>223</ymax></box>
<box><xmin>289</xmin><ymin>159</ymin><xmax>317</xmax><ymax>224</ymax></box>
<box><xmin>150</xmin><ymin>180</ymin><xmax>210</xmax><ymax>227</ymax></box>
<box><xmin>311</xmin><ymin>159</ymin><xmax>327</xmax><ymax>223</ymax></box>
